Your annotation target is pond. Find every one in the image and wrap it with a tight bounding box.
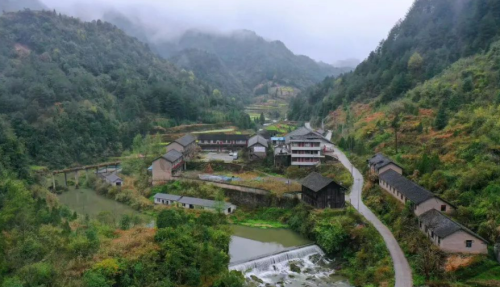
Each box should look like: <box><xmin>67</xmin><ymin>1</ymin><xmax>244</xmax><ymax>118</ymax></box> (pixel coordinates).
<box><xmin>230</xmin><ymin>225</ymin><xmax>351</xmax><ymax>287</ymax></box>
<box><xmin>57</xmin><ymin>188</ymin><xmax>151</xmax><ymax>224</ymax></box>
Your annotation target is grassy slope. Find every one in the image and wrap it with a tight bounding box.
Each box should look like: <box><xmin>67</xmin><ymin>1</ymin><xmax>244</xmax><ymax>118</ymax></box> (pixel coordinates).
<box><xmin>329</xmin><ymin>41</ymin><xmax>500</xmax><ymax>286</ymax></box>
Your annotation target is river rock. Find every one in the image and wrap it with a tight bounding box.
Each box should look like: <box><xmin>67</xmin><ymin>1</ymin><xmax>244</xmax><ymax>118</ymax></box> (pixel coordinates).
<box><xmin>250</xmin><ymin>275</ymin><xmax>264</xmax><ymax>284</ymax></box>
<box><xmin>290</xmin><ymin>263</ymin><xmax>301</xmax><ymax>273</ymax></box>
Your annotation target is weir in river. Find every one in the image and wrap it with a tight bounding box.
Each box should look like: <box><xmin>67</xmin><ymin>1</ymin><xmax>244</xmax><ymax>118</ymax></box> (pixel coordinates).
<box><xmin>229</xmin><ymin>244</ymin><xmax>324</xmax><ymax>272</ymax></box>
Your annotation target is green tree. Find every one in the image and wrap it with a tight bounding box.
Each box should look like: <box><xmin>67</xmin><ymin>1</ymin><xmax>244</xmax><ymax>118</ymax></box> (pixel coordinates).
<box><xmin>434</xmin><ymin>106</ymin><xmax>448</xmax><ymax>130</ymax></box>
<box><xmin>259</xmin><ymin>112</ymin><xmax>265</xmax><ymax>125</ymax></box>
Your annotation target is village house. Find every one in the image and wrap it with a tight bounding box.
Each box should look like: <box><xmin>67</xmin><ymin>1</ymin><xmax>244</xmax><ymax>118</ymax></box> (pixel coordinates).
<box><xmin>154</xmin><ymin>193</ymin><xmax>182</xmax><ymax>205</ymax></box>
<box><xmin>301</xmin><ymin>172</ymin><xmax>346</xmax><ymax>209</ymax></box>
<box><xmin>247</xmin><ymin>135</ymin><xmax>268</xmax><ymax>159</ymax></box>
<box><xmin>274</xmin><ymin>145</ymin><xmax>290</xmax><ymax>168</ymax></box>
<box><xmin>197</xmin><ymin>134</ymin><xmax>249</xmax><ymax>152</ymax></box>
<box><xmin>379</xmin><ymin>169</ymin><xmax>456</xmax><ymax>216</ymax></box>
<box><xmin>99</xmin><ymin>172</ymin><xmax>123</xmax><ymax>187</ymax></box>
<box><xmin>368</xmin><ymin>153</ymin><xmax>403</xmax><ymax>176</ymax></box>
<box><xmin>165</xmin><ymin>133</ymin><xmax>197</xmax><ymax>160</ymax></box>
<box><xmin>153</xmin><ymin>193</ymin><xmax>237</xmax><ymax>215</ymax></box>
<box><xmin>418</xmin><ymin>209</ymin><xmax>488</xmax><ymax>254</ymax></box>
<box><xmin>151</xmin><ymin>150</ymin><xmax>184</xmax><ymax>185</ymax></box>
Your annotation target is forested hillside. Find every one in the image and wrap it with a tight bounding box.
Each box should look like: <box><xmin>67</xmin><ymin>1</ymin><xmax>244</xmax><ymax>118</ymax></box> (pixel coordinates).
<box><xmin>289</xmin><ymin>0</ymin><xmax>500</xmax><ymax>120</ymax></box>
<box><xmin>0</xmin><ymin>10</ymin><xmax>246</xmax><ymax>168</ymax></box>
<box><xmin>289</xmin><ymin>0</ymin><xmax>500</xmax><ymax>247</ymax></box>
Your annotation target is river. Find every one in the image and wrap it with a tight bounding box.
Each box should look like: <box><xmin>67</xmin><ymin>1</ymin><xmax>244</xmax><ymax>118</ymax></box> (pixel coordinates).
<box><xmin>230</xmin><ymin>225</ymin><xmax>351</xmax><ymax>287</ymax></box>
<box><xmin>57</xmin><ymin>187</ymin><xmax>150</xmax><ymax>223</ymax></box>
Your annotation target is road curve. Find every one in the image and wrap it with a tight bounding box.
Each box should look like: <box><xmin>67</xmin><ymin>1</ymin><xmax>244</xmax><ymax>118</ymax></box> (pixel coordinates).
<box><xmin>306</xmin><ymin>123</ymin><xmax>412</xmax><ymax>287</ymax></box>
<box><xmin>333</xmin><ymin>146</ymin><xmax>413</xmax><ymax>287</ymax></box>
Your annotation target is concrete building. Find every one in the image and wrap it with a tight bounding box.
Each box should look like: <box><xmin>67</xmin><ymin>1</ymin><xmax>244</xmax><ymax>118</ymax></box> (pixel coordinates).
<box><xmin>152</xmin><ymin>150</ymin><xmax>184</xmax><ymax>185</ymax></box>
<box><xmin>197</xmin><ymin>134</ymin><xmax>248</xmax><ymax>152</ymax></box>
<box><xmin>379</xmin><ymin>169</ymin><xmax>456</xmax><ymax>216</ymax></box>
<box><xmin>368</xmin><ymin>153</ymin><xmax>403</xmax><ymax>176</ymax></box>
<box><xmin>247</xmin><ymin>135</ymin><xmax>268</xmax><ymax>159</ymax></box>
<box><xmin>153</xmin><ymin>193</ymin><xmax>237</xmax><ymax>215</ymax></box>
<box><xmin>289</xmin><ymin>134</ymin><xmax>325</xmax><ymax>167</ymax></box>
<box><xmin>165</xmin><ymin>134</ymin><xmax>197</xmax><ymax>160</ymax></box>
<box><xmin>418</xmin><ymin>209</ymin><xmax>488</xmax><ymax>254</ymax></box>
<box><xmin>301</xmin><ymin>172</ymin><xmax>346</xmax><ymax>209</ymax></box>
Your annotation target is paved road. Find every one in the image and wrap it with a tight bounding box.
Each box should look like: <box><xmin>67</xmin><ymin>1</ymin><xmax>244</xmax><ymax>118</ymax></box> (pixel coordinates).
<box><xmin>333</xmin><ymin>147</ymin><xmax>413</xmax><ymax>287</ymax></box>
<box><xmin>306</xmin><ymin>123</ymin><xmax>412</xmax><ymax>287</ymax></box>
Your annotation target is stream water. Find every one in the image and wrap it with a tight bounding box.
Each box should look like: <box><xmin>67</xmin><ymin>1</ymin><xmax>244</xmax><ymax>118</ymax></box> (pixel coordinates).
<box><xmin>230</xmin><ymin>226</ymin><xmax>351</xmax><ymax>287</ymax></box>
<box><xmin>57</xmin><ymin>188</ymin><xmax>150</xmax><ymax>223</ymax></box>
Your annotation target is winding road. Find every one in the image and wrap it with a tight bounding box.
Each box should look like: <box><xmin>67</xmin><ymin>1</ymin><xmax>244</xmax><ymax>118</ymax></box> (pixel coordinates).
<box><xmin>307</xmin><ymin>123</ymin><xmax>412</xmax><ymax>287</ymax></box>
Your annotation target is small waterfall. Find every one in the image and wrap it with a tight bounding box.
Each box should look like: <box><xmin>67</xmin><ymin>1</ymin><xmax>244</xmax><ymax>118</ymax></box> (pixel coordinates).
<box><xmin>229</xmin><ymin>244</ymin><xmax>324</xmax><ymax>273</ymax></box>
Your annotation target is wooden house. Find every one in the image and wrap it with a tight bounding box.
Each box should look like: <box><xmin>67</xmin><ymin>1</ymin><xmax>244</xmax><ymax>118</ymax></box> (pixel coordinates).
<box><xmin>197</xmin><ymin>134</ymin><xmax>248</xmax><ymax>152</ymax></box>
<box><xmin>300</xmin><ymin>172</ymin><xmax>345</xmax><ymax>209</ymax></box>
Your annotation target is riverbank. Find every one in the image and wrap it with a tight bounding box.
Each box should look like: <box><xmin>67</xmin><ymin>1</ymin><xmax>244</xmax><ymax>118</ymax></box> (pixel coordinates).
<box><xmin>231</xmin><ymin>205</ymin><xmax>394</xmax><ymax>286</ymax></box>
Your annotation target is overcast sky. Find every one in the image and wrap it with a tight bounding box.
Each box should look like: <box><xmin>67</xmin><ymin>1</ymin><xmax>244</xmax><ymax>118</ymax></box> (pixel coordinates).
<box><xmin>40</xmin><ymin>0</ymin><xmax>415</xmax><ymax>64</ymax></box>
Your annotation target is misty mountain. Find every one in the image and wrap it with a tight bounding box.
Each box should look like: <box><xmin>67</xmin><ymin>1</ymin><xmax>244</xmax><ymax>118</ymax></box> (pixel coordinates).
<box><xmin>102</xmin><ymin>11</ymin><xmax>350</xmax><ymax>97</ymax></box>
<box><xmin>290</xmin><ymin>0</ymin><xmax>500</xmax><ymax>120</ymax></box>
<box><xmin>0</xmin><ymin>0</ymin><xmax>46</xmax><ymax>12</ymax></box>
<box><xmin>159</xmin><ymin>29</ymin><xmax>351</xmax><ymax>95</ymax></box>
<box><xmin>333</xmin><ymin>58</ymin><xmax>360</xmax><ymax>69</ymax></box>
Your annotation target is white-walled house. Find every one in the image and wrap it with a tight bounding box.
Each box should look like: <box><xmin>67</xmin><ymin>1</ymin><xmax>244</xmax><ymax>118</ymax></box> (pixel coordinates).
<box><xmin>154</xmin><ymin>193</ymin><xmax>182</xmax><ymax>205</ymax></box>
<box><xmin>368</xmin><ymin>153</ymin><xmax>403</xmax><ymax>176</ymax></box>
<box><xmin>153</xmin><ymin>193</ymin><xmax>237</xmax><ymax>215</ymax></box>
<box><xmin>419</xmin><ymin>209</ymin><xmax>488</xmax><ymax>254</ymax></box>
<box><xmin>379</xmin><ymin>169</ymin><xmax>456</xmax><ymax>216</ymax></box>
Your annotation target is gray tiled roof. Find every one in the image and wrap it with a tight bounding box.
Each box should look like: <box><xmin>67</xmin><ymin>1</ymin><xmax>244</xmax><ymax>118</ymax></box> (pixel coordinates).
<box><xmin>154</xmin><ymin>193</ymin><xmax>182</xmax><ymax>201</ymax></box>
<box><xmin>175</xmin><ymin>134</ymin><xmax>196</xmax><ymax>147</ymax></box>
<box><xmin>162</xmin><ymin>150</ymin><xmax>183</xmax><ymax>163</ymax></box>
<box><xmin>379</xmin><ymin>170</ymin><xmax>433</xmax><ymax>204</ymax></box>
<box><xmin>178</xmin><ymin>196</ymin><xmax>233</xmax><ymax>209</ymax></box>
<box><xmin>368</xmin><ymin>153</ymin><xmax>401</xmax><ymax>171</ymax></box>
<box><xmin>274</xmin><ymin>146</ymin><xmax>289</xmax><ymax>155</ymax></box>
<box><xmin>285</xmin><ymin>127</ymin><xmax>331</xmax><ymax>144</ymax></box>
<box><xmin>248</xmin><ymin>135</ymin><xmax>268</xmax><ymax>148</ymax></box>
<box><xmin>419</xmin><ymin>209</ymin><xmax>488</xmax><ymax>243</ymax></box>
<box><xmin>104</xmin><ymin>172</ymin><xmax>122</xmax><ymax>183</ymax></box>
<box><xmin>301</xmin><ymin>172</ymin><xmax>336</xmax><ymax>192</ymax></box>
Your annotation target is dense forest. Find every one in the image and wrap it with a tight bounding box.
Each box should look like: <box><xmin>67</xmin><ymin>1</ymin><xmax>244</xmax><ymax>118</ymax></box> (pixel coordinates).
<box><xmin>103</xmin><ymin>12</ymin><xmax>351</xmax><ymax>98</ymax></box>
<box><xmin>289</xmin><ymin>0</ymin><xmax>500</xmax><ymax>256</ymax></box>
<box><xmin>289</xmin><ymin>0</ymin><xmax>500</xmax><ymax>120</ymax></box>
<box><xmin>0</xmin><ymin>10</ymin><xmax>250</xmax><ymax>168</ymax></box>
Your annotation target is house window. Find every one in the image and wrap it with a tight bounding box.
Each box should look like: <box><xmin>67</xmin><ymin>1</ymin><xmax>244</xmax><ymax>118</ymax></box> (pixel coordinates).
<box><xmin>438</xmin><ymin>238</ymin><xmax>441</xmax><ymax>245</ymax></box>
<box><xmin>465</xmin><ymin>240</ymin><xmax>473</xmax><ymax>248</ymax></box>
<box><xmin>441</xmin><ymin>205</ymin><xmax>447</xmax><ymax>212</ymax></box>
<box><xmin>431</xmin><ymin>231</ymin><xmax>434</xmax><ymax>238</ymax></box>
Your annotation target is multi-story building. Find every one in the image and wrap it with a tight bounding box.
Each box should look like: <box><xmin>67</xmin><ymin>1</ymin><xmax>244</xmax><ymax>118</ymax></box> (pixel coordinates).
<box><xmin>289</xmin><ymin>134</ymin><xmax>325</xmax><ymax>167</ymax></box>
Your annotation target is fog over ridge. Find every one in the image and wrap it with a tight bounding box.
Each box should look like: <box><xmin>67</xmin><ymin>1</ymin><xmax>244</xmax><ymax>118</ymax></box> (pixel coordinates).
<box><xmin>39</xmin><ymin>0</ymin><xmax>415</xmax><ymax>64</ymax></box>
